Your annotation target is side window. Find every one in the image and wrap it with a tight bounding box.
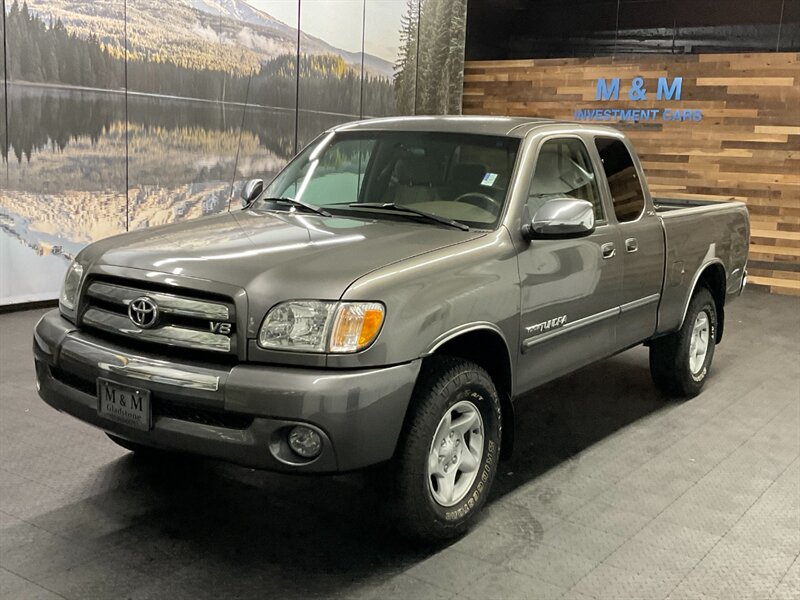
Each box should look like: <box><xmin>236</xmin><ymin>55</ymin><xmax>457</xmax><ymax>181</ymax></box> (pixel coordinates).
<box><xmin>527</xmin><ymin>138</ymin><xmax>604</xmax><ymax>222</ymax></box>
<box><xmin>595</xmin><ymin>137</ymin><xmax>645</xmax><ymax>222</ymax></box>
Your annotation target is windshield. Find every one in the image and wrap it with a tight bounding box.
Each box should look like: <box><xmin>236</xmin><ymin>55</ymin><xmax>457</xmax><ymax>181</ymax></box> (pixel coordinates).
<box><xmin>261</xmin><ymin>130</ymin><xmax>521</xmax><ymax>229</ymax></box>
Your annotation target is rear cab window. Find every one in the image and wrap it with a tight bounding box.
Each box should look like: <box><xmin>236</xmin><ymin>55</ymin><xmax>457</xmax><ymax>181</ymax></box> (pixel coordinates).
<box><xmin>594</xmin><ymin>137</ymin><xmax>646</xmax><ymax>222</ymax></box>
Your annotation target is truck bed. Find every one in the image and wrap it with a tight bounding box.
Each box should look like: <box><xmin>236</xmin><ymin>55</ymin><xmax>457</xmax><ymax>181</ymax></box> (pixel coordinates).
<box><xmin>654</xmin><ymin>197</ymin><xmax>749</xmax><ymax>336</ymax></box>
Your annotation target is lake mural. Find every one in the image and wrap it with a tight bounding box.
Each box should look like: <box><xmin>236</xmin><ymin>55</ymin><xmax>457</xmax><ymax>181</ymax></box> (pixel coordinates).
<box><xmin>0</xmin><ymin>0</ymin><xmax>468</xmax><ymax>305</ymax></box>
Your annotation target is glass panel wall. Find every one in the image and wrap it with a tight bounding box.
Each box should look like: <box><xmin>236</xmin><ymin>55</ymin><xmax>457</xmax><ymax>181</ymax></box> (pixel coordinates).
<box><xmin>0</xmin><ymin>0</ymin><xmax>467</xmax><ymax>305</ymax></box>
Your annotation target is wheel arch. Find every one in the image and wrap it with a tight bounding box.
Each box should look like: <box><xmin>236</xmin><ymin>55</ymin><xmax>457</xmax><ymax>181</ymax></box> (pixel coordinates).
<box><xmin>423</xmin><ymin>324</ymin><xmax>515</xmax><ymax>459</ymax></box>
<box><xmin>682</xmin><ymin>261</ymin><xmax>726</xmax><ymax>343</ymax></box>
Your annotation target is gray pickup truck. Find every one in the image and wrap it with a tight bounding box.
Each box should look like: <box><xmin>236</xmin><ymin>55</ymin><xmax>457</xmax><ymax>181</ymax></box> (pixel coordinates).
<box><xmin>34</xmin><ymin>116</ymin><xmax>749</xmax><ymax>540</ymax></box>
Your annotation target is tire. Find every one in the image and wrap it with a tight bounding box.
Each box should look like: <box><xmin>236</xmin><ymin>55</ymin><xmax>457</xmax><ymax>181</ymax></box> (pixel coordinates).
<box><xmin>650</xmin><ymin>286</ymin><xmax>717</xmax><ymax>398</ymax></box>
<box><xmin>390</xmin><ymin>356</ymin><xmax>502</xmax><ymax>542</ymax></box>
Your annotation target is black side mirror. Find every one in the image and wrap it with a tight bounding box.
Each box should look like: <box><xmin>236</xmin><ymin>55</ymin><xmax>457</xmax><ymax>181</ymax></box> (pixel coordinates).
<box><xmin>240</xmin><ymin>179</ymin><xmax>264</xmax><ymax>207</ymax></box>
<box><xmin>522</xmin><ymin>198</ymin><xmax>595</xmax><ymax>240</ymax></box>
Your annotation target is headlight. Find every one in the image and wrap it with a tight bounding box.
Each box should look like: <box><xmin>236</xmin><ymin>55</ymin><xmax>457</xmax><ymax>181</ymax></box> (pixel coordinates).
<box><xmin>258</xmin><ymin>301</ymin><xmax>336</xmax><ymax>352</ymax></box>
<box><xmin>59</xmin><ymin>261</ymin><xmax>84</xmax><ymax>312</ymax></box>
<box><xmin>258</xmin><ymin>301</ymin><xmax>385</xmax><ymax>353</ymax></box>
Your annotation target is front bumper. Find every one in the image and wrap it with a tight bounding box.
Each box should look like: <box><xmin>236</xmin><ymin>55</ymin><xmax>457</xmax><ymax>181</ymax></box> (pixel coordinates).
<box><xmin>33</xmin><ymin>310</ymin><xmax>420</xmax><ymax>472</ymax></box>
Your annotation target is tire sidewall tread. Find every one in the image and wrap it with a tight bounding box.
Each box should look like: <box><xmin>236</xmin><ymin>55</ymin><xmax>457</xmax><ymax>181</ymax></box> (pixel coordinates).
<box><xmin>392</xmin><ymin>356</ymin><xmax>502</xmax><ymax>541</ymax></box>
<box><xmin>650</xmin><ymin>287</ymin><xmax>717</xmax><ymax>398</ymax></box>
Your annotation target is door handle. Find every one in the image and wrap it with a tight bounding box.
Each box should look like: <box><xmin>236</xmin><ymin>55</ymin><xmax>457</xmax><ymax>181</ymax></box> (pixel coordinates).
<box><xmin>601</xmin><ymin>242</ymin><xmax>616</xmax><ymax>259</ymax></box>
<box><xmin>625</xmin><ymin>238</ymin><xmax>639</xmax><ymax>253</ymax></box>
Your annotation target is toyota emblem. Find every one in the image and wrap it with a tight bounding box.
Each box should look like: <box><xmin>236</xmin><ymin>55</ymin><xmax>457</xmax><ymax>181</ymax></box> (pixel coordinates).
<box><xmin>128</xmin><ymin>296</ymin><xmax>159</xmax><ymax>329</ymax></box>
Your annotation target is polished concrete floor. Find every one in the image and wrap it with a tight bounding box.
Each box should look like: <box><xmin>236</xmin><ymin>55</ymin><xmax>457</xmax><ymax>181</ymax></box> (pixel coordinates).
<box><xmin>0</xmin><ymin>289</ymin><xmax>798</xmax><ymax>600</ymax></box>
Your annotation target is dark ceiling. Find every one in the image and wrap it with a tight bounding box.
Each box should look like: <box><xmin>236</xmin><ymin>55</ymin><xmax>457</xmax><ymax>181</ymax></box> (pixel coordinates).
<box><xmin>465</xmin><ymin>0</ymin><xmax>800</xmax><ymax>60</ymax></box>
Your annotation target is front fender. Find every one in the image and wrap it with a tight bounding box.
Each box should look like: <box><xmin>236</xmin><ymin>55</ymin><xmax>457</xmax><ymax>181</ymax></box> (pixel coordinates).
<box><xmin>327</xmin><ymin>229</ymin><xmax>521</xmax><ymax>370</ymax></box>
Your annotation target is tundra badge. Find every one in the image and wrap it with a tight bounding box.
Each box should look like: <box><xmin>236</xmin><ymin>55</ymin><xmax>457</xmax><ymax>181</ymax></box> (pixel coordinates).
<box><xmin>525</xmin><ymin>315</ymin><xmax>567</xmax><ymax>335</ymax></box>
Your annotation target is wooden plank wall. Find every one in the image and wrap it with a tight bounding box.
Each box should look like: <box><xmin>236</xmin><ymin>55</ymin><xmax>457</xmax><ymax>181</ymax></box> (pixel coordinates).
<box><xmin>463</xmin><ymin>53</ymin><xmax>800</xmax><ymax>295</ymax></box>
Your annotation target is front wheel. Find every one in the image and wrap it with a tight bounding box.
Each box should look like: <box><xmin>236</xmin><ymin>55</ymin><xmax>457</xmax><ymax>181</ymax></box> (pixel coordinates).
<box><xmin>390</xmin><ymin>356</ymin><xmax>502</xmax><ymax>542</ymax></box>
<box><xmin>650</xmin><ymin>286</ymin><xmax>717</xmax><ymax>398</ymax></box>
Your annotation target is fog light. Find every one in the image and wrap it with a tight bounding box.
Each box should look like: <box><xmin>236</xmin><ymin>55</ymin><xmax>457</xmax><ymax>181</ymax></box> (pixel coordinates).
<box><xmin>287</xmin><ymin>426</ymin><xmax>322</xmax><ymax>459</ymax></box>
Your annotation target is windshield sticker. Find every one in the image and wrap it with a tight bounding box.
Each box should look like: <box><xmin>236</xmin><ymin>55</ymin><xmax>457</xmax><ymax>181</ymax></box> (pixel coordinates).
<box><xmin>480</xmin><ymin>172</ymin><xmax>498</xmax><ymax>187</ymax></box>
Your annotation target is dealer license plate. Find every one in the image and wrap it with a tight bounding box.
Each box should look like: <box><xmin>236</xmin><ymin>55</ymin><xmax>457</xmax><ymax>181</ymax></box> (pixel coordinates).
<box><xmin>97</xmin><ymin>378</ymin><xmax>151</xmax><ymax>431</ymax></box>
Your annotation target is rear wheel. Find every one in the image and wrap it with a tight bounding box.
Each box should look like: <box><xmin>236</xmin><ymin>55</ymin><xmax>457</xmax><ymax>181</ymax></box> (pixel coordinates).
<box><xmin>390</xmin><ymin>356</ymin><xmax>502</xmax><ymax>542</ymax></box>
<box><xmin>650</xmin><ymin>287</ymin><xmax>717</xmax><ymax>398</ymax></box>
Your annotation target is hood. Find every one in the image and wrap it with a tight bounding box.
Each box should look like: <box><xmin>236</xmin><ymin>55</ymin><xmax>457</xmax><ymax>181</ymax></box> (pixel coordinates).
<box><xmin>81</xmin><ymin>208</ymin><xmax>486</xmax><ymax>314</ymax></box>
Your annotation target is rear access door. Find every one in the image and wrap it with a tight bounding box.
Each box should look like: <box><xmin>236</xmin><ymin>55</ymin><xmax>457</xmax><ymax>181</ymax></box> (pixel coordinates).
<box><xmin>594</xmin><ymin>136</ymin><xmax>665</xmax><ymax>349</ymax></box>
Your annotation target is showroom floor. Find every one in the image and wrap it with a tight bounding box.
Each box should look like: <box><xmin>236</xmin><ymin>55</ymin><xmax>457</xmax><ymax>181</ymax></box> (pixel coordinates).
<box><xmin>0</xmin><ymin>289</ymin><xmax>797</xmax><ymax>600</ymax></box>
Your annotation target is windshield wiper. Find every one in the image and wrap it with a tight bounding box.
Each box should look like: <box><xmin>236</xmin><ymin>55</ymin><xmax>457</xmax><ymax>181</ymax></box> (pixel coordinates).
<box><xmin>261</xmin><ymin>197</ymin><xmax>332</xmax><ymax>218</ymax></box>
<box><xmin>346</xmin><ymin>203</ymin><xmax>469</xmax><ymax>231</ymax></box>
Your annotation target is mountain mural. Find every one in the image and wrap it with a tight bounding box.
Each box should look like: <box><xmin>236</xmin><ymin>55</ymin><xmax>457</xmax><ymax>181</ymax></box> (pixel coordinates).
<box><xmin>190</xmin><ymin>0</ymin><xmax>294</xmax><ymax>31</ymax></box>
<box><xmin>18</xmin><ymin>0</ymin><xmax>394</xmax><ymax>79</ymax></box>
<box><xmin>1</xmin><ymin>0</ymin><xmax>468</xmax><ymax>305</ymax></box>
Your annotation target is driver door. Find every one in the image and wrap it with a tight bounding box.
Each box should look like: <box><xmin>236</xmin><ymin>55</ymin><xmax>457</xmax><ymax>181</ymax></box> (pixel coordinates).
<box><xmin>515</xmin><ymin>136</ymin><xmax>622</xmax><ymax>393</ymax></box>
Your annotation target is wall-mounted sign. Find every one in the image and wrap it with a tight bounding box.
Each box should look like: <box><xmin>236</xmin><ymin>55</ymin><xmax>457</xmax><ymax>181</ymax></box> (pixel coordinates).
<box><xmin>574</xmin><ymin>77</ymin><xmax>703</xmax><ymax>123</ymax></box>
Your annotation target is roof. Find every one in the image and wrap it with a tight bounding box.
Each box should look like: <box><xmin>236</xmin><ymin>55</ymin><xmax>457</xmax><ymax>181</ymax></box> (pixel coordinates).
<box><xmin>332</xmin><ymin>115</ymin><xmax>576</xmax><ymax>138</ymax></box>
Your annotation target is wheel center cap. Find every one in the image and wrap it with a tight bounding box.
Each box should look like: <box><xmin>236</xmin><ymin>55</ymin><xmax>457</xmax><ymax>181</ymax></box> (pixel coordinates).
<box><xmin>441</xmin><ymin>438</ymin><xmax>461</xmax><ymax>465</ymax></box>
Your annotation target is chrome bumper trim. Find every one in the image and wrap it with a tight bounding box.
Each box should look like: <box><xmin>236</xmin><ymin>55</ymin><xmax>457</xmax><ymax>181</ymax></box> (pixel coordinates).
<box><xmin>58</xmin><ymin>335</ymin><xmax>222</xmax><ymax>391</ymax></box>
<box><xmin>100</xmin><ymin>361</ymin><xmax>220</xmax><ymax>391</ymax></box>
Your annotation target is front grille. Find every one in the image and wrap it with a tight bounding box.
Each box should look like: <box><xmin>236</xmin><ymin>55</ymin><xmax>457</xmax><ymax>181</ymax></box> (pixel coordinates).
<box><xmin>79</xmin><ymin>278</ymin><xmax>237</xmax><ymax>355</ymax></box>
<box><xmin>49</xmin><ymin>366</ymin><xmax>253</xmax><ymax>430</ymax></box>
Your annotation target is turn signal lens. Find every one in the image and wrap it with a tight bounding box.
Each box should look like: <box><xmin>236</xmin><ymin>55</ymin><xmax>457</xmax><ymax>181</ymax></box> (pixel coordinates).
<box><xmin>329</xmin><ymin>302</ymin><xmax>385</xmax><ymax>353</ymax></box>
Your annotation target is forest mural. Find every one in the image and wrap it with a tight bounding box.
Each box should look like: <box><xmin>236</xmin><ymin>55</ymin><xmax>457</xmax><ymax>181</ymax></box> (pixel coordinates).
<box><xmin>0</xmin><ymin>0</ymin><xmax>468</xmax><ymax>305</ymax></box>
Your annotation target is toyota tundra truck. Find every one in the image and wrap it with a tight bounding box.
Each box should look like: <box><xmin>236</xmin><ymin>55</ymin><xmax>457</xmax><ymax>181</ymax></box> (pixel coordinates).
<box><xmin>33</xmin><ymin>116</ymin><xmax>749</xmax><ymax>540</ymax></box>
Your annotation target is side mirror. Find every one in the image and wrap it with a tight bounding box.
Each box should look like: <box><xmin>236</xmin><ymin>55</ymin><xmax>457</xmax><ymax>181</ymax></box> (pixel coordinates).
<box><xmin>523</xmin><ymin>198</ymin><xmax>595</xmax><ymax>240</ymax></box>
<box><xmin>240</xmin><ymin>178</ymin><xmax>264</xmax><ymax>207</ymax></box>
